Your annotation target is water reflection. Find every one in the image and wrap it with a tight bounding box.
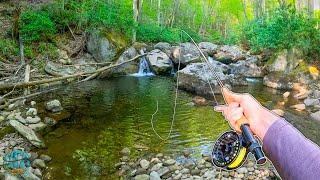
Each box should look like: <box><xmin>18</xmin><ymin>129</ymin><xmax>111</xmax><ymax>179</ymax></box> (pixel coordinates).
<box><xmin>36</xmin><ymin>76</ymin><xmax>320</xmax><ymax>179</ymax></box>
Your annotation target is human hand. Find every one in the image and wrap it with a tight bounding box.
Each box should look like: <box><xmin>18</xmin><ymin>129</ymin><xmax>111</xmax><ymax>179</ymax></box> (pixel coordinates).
<box><xmin>214</xmin><ymin>88</ymin><xmax>280</xmax><ymax>140</ymax></box>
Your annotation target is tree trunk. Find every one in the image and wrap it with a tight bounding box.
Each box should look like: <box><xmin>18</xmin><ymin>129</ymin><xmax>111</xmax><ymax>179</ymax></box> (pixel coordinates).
<box><xmin>308</xmin><ymin>0</ymin><xmax>314</xmax><ymax>17</ymax></box>
<box><xmin>0</xmin><ymin>55</ymin><xmax>144</xmax><ymax>91</ymax></box>
<box><xmin>132</xmin><ymin>0</ymin><xmax>144</xmax><ymax>42</ymax></box>
<box><xmin>157</xmin><ymin>0</ymin><xmax>161</xmax><ymax>26</ymax></box>
<box><xmin>170</xmin><ymin>0</ymin><xmax>180</xmax><ymax>28</ymax></box>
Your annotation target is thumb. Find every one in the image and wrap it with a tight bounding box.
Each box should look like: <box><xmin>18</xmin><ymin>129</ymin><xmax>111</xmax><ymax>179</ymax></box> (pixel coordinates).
<box><xmin>222</xmin><ymin>87</ymin><xmax>243</xmax><ymax>104</ymax></box>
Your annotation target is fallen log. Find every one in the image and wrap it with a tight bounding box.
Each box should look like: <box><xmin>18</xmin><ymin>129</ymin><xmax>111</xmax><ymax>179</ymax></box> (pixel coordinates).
<box><xmin>0</xmin><ymin>54</ymin><xmax>143</xmax><ymax>91</ymax></box>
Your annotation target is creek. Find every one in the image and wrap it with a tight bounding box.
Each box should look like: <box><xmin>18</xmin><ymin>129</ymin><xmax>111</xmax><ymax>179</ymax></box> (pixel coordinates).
<box><xmin>33</xmin><ymin>76</ymin><xmax>320</xmax><ymax>179</ymax></box>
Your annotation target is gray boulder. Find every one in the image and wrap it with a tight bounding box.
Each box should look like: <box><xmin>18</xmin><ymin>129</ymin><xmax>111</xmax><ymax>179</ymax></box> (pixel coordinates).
<box><xmin>266</xmin><ymin>48</ymin><xmax>303</xmax><ymax>73</ymax></box>
<box><xmin>172</xmin><ymin>43</ymin><xmax>201</xmax><ymax>66</ymax></box>
<box><xmin>87</xmin><ymin>30</ymin><xmax>116</xmax><ymax>62</ymax></box>
<box><xmin>9</xmin><ymin>120</ymin><xmax>45</xmax><ymax>148</ymax></box>
<box><xmin>154</xmin><ymin>42</ymin><xmax>172</xmax><ymax>56</ymax></box>
<box><xmin>46</xmin><ymin>100</ymin><xmax>63</xmax><ymax>113</ymax></box>
<box><xmin>229</xmin><ymin>57</ymin><xmax>263</xmax><ymax>77</ymax></box>
<box><xmin>198</xmin><ymin>42</ymin><xmax>218</xmax><ymax>56</ymax></box>
<box><xmin>215</xmin><ymin>45</ymin><xmax>245</xmax><ymax>62</ymax></box>
<box><xmin>111</xmin><ymin>47</ymin><xmax>139</xmax><ymax>76</ymax></box>
<box><xmin>178</xmin><ymin>62</ymin><xmax>232</xmax><ymax>97</ymax></box>
<box><xmin>147</xmin><ymin>49</ymin><xmax>173</xmax><ymax>75</ymax></box>
<box><xmin>263</xmin><ymin>74</ymin><xmax>294</xmax><ymax>90</ymax></box>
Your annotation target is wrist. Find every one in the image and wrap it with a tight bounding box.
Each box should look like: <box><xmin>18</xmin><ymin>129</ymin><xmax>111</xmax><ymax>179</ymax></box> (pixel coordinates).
<box><xmin>255</xmin><ymin>108</ymin><xmax>279</xmax><ymax>140</ymax></box>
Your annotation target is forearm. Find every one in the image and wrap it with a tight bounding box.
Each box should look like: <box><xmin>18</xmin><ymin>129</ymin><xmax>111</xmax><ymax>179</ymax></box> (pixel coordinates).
<box><xmin>263</xmin><ymin>118</ymin><xmax>320</xmax><ymax>180</ymax></box>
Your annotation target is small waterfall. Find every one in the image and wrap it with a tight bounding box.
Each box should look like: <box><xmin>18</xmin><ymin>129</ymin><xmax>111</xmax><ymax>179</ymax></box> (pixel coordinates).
<box><xmin>131</xmin><ymin>50</ymin><xmax>154</xmax><ymax>77</ymax></box>
<box><xmin>170</xmin><ymin>60</ymin><xmax>176</xmax><ymax>75</ymax></box>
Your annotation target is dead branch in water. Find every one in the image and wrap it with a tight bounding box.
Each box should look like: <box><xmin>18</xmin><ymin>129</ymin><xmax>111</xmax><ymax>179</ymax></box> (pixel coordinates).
<box><xmin>0</xmin><ymin>55</ymin><xmax>144</xmax><ymax>91</ymax></box>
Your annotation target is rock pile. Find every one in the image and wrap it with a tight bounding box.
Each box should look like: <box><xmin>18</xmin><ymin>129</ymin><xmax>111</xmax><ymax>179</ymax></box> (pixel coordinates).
<box><xmin>115</xmin><ymin>148</ymin><xmax>278</xmax><ymax>180</ymax></box>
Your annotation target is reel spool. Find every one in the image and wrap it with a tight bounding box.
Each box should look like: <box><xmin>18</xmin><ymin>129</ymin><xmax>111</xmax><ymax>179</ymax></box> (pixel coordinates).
<box><xmin>212</xmin><ymin>124</ymin><xmax>266</xmax><ymax>170</ymax></box>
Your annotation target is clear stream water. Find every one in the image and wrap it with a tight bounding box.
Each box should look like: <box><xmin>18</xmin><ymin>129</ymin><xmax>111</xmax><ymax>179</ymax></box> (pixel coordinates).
<box><xmin>33</xmin><ymin>76</ymin><xmax>320</xmax><ymax>179</ymax></box>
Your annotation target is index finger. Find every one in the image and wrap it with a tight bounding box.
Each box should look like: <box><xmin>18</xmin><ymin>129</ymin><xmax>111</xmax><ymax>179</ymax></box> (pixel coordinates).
<box><xmin>221</xmin><ymin>87</ymin><xmax>243</xmax><ymax>105</ymax></box>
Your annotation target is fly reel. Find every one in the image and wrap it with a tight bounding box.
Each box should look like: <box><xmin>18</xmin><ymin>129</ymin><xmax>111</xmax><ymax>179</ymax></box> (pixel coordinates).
<box><xmin>212</xmin><ymin>124</ymin><xmax>266</xmax><ymax>170</ymax></box>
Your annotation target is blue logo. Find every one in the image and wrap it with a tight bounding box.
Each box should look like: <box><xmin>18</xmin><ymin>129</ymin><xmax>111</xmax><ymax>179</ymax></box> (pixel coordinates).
<box><xmin>4</xmin><ymin>149</ymin><xmax>30</xmax><ymax>175</ymax></box>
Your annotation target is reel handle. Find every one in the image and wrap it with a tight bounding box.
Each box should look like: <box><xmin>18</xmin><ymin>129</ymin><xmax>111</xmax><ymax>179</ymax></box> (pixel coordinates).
<box><xmin>240</xmin><ymin>123</ymin><xmax>266</xmax><ymax>165</ymax></box>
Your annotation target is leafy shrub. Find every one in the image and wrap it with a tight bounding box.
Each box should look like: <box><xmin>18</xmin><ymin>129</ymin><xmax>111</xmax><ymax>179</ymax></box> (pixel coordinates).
<box><xmin>242</xmin><ymin>6</ymin><xmax>320</xmax><ymax>60</ymax></box>
<box><xmin>0</xmin><ymin>39</ymin><xmax>19</xmax><ymax>61</ymax></box>
<box><xmin>20</xmin><ymin>10</ymin><xmax>57</xmax><ymax>43</ymax></box>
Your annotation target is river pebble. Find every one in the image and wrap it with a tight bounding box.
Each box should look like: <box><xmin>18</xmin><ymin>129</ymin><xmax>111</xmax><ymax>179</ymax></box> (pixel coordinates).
<box><xmin>134</xmin><ymin>174</ymin><xmax>149</xmax><ymax>180</ymax></box>
<box><xmin>150</xmin><ymin>171</ymin><xmax>161</xmax><ymax>180</ymax></box>
<box><xmin>163</xmin><ymin>159</ymin><xmax>175</xmax><ymax>166</ymax></box>
<box><xmin>26</xmin><ymin>108</ymin><xmax>37</xmax><ymax>116</ymax></box>
<box><xmin>40</xmin><ymin>154</ymin><xmax>52</xmax><ymax>162</ymax></box>
<box><xmin>116</xmin><ymin>151</ymin><xmax>278</xmax><ymax>180</ymax></box>
<box><xmin>140</xmin><ymin>159</ymin><xmax>150</xmax><ymax>169</ymax></box>
<box><xmin>32</xmin><ymin>159</ymin><xmax>46</xmax><ymax>169</ymax></box>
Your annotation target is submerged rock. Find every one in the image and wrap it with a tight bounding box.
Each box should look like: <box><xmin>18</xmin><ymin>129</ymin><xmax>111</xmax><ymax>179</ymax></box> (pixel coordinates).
<box><xmin>290</xmin><ymin>104</ymin><xmax>306</xmax><ymax>111</ymax></box>
<box><xmin>283</xmin><ymin>91</ymin><xmax>291</xmax><ymax>98</ymax></box>
<box><xmin>192</xmin><ymin>96</ymin><xmax>208</xmax><ymax>106</ymax></box>
<box><xmin>40</xmin><ymin>154</ymin><xmax>52</xmax><ymax>162</ymax></box>
<box><xmin>147</xmin><ymin>49</ymin><xmax>172</xmax><ymax>75</ymax></box>
<box><xmin>46</xmin><ymin>100</ymin><xmax>63</xmax><ymax>113</ymax></box>
<box><xmin>9</xmin><ymin>120</ymin><xmax>45</xmax><ymax>148</ymax></box>
<box><xmin>32</xmin><ymin>159</ymin><xmax>46</xmax><ymax>169</ymax></box>
<box><xmin>310</xmin><ymin>111</ymin><xmax>320</xmax><ymax>122</ymax></box>
<box><xmin>44</xmin><ymin>117</ymin><xmax>57</xmax><ymax>126</ymax></box>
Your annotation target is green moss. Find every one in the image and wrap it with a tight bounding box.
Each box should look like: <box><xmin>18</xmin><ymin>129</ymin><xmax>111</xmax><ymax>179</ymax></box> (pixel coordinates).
<box><xmin>0</xmin><ymin>126</ymin><xmax>15</xmax><ymax>139</ymax></box>
<box><xmin>288</xmin><ymin>60</ymin><xmax>309</xmax><ymax>77</ymax></box>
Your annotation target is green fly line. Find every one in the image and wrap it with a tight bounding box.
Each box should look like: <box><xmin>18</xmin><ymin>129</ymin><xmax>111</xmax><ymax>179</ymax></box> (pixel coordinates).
<box><xmin>150</xmin><ymin>30</ymin><xmax>225</xmax><ymax>141</ymax></box>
